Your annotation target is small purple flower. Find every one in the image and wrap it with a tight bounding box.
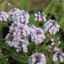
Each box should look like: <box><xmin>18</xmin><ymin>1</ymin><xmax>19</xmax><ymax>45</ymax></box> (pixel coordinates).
<box><xmin>30</xmin><ymin>25</ymin><xmax>45</xmax><ymax>44</ymax></box>
<box><xmin>8</xmin><ymin>8</ymin><xmax>30</xmax><ymax>24</ymax></box>
<box><xmin>28</xmin><ymin>53</ymin><xmax>46</xmax><ymax>64</ymax></box>
<box><xmin>35</xmin><ymin>11</ymin><xmax>46</xmax><ymax>22</ymax></box>
<box><xmin>0</xmin><ymin>11</ymin><xmax>9</xmax><ymax>21</ymax></box>
<box><xmin>44</xmin><ymin>19</ymin><xmax>60</xmax><ymax>34</ymax></box>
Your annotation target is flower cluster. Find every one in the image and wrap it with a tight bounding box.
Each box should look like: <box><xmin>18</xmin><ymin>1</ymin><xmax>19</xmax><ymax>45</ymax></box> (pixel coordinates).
<box><xmin>8</xmin><ymin>8</ymin><xmax>30</xmax><ymax>24</ymax></box>
<box><xmin>6</xmin><ymin>21</ymin><xmax>46</xmax><ymax>52</ymax></box>
<box><xmin>53</xmin><ymin>47</ymin><xmax>64</xmax><ymax>62</ymax></box>
<box><xmin>44</xmin><ymin>19</ymin><xmax>60</xmax><ymax>34</ymax></box>
<box><xmin>48</xmin><ymin>38</ymin><xmax>64</xmax><ymax>62</ymax></box>
<box><xmin>0</xmin><ymin>11</ymin><xmax>9</xmax><ymax>21</ymax></box>
<box><xmin>48</xmin><ymin>38</ymin><xmax>60</xmax><ymax>52</ymax></box>
<box><xmin>35</xmin><ymin>11</ymin><xmax>46</xmax><ymax>22</ymax></box>
<box><xmin>30</xmin><ymin>25</ymin><xmax>45</xmax><ymax>44</ymax></box>
<box><xmin>5</xmin><ymin>8</ymin><xmax>46</xmax><ymax>52</ymax></box>
<box><xmin>28</xmin><ymin>53</ymin><xmax>46</xmax><ymax>64</ymax></box>
<box><xmin>6</xmin><ymin>21</ymin><xmax>30</xmax><ymax>52</ymax></box>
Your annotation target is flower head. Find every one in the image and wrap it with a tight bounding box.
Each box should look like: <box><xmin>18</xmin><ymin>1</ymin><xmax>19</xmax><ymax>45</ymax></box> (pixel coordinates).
<box><xmin>35</xmin><ymin>11</ymin><xmax>46</xmax><ymax>22</ymax></box>
<box><xmin>30</xmin><ymin>25</ymin><xmax>45</xmax><ymax>44</ymax></box>
<box><xmin>0</xmin><ymin>11</ymin><xmax>9</xmax><ymax>21</ymax></box>
<box><xmin>53</xmin><ymin>52</ymin><xmax>64</xmax><ymax>62</ymax></box>
<box><xmin>44</xmin><ymin>19</ymin><xmax>60</xmax><ymax>34</ymax></box>
<box><xmin>8</xmin><ymin>8</ymin><xmax>30</xmax><ymax>24</ymax></box>
<box><xmin>5</xmin><ymin>21</ymin><xmax>30</xmax><ymax>52</ymax></box>
<box><xmin>28</xmin><ymin>53</ymin><xmax>46</xmax><ymax>64</ymax></box>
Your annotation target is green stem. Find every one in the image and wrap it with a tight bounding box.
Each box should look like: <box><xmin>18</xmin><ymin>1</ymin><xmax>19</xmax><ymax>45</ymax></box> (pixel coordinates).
<box><xmin>35</xmin><ymin>44</ymin><xmax>39</xmax><ymax>52</ymax></box>
<box><xmin>24</xmin><ymin>53</ymin><xmax>28</xmax><ymax>58</ymax></box>
<box><xmin>39</xmin><ymin>40</ymin><xmax>49</xmax><ymax>52</ymax></box>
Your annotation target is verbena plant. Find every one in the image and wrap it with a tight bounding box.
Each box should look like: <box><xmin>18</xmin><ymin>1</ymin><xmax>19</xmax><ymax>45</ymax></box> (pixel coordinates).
<box><xmin>0</xmin><ymin>0</ymin><xmax>64</xmax><ymax>64</ymax></box>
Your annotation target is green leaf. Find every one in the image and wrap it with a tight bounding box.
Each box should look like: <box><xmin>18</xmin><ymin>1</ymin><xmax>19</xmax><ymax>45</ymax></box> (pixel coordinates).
<box><xmin>59</xmin><ymin>16</ymin><xmax>64</xmax><ymax>31</ymax></box>
<box><xmin>44</xmin><ymin>0</ymin><xmax>54</xmax><ymax>15</ymax></box>
<box><xmin>10</xmin><ymin>53</ymin><xmax>28</xmax><ymax>64</ymax></box>
<box><xmin>19</xmin><ymin>0</ymin><xmax>30</xmax><ymax>10</ymax></box>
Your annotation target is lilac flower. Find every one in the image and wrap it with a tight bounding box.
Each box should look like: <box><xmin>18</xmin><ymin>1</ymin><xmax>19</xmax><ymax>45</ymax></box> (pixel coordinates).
<box><xmin>52</xmin><ymin>46</ymin><xmax>64</xmax><ymax>62</ymax></box>
<box><xmin>28</xmin><ymin>53</ymin><xmax>46</xmax><ymax>64</ymax></box>
<box><xmin>30</xmin><ymin>25</ymin><xmax>45</xmax><ymax>44</ymax></box>
<box><xmin>59</xmin><ymin>54</ymin><xmax>64</xmax><ymax>62</ymax></box>
<box><xmin>53</xmin><ymin>52</ymin><xmax>64</xmax><ymax>62</ymax></box>
<box><xmin>0</xmin><ymin>11</ymin><xmax>9</xmax><ymax>21</ymax></box>
<box><xmin>5</xmin><ymin>21</ymin><xmax>30</xmax><ymax>52</ymax></box>
<box><xmin>44</xmin><ymin>19</ymin><xmax>60</xmax><ymax>34</ymax></box>
<box><xmin>51</xmin><ymin>38</ymin><xmax>60</xmax><ymax>46</ymax></box>
<box><xmin>22</xmin><ymin>25</ymin><xmax>30</xmax><ymax>37</ymax></box>
<box><xmin>48</xmin><ymin>38</ymin><xmax>61</xmax><ymax>52</ymax></box>
<box><xmin>8</xmin><ymin>8</ymin><xmax>30</xmax><ymax>24</ymax></box>
<box><xmin>53</xmin><ymin>53</ymin><xmax>58</xmax><ymax>62</ymax></box>
<box><xmin>10</xmin><ymin>21</ymin><xmax>30</xmax><ymax>37</ymax></box>
<box><xmin>54</xmin><ymin>46</ymin><xmax>60</xmax><ymax>53</ymax></box>
<box><xmin>35</xmin><ymin>11</ymin><xmax>46</xmax><ymax>22</ymax></box>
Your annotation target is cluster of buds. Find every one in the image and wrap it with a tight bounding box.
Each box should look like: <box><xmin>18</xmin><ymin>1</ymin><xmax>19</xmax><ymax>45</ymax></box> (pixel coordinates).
<box><xmin>48</xmin><ymin>38</ymin><xmax>60</xmax><ymax>52</ymax></box>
